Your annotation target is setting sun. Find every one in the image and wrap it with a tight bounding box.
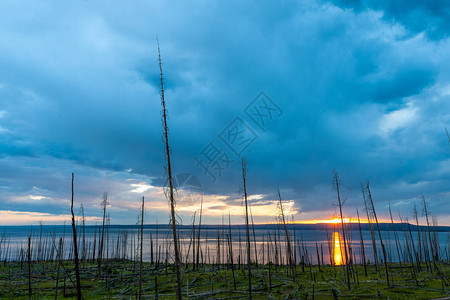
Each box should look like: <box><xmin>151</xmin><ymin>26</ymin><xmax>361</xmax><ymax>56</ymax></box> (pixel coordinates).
<box><xmin>323</xmin><ymin>217</ymin><xmax>350</xmax><ymax>224</ymax></box>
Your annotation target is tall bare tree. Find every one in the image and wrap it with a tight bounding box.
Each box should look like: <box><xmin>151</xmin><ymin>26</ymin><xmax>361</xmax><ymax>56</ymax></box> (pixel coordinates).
<box><xmin>361</xmin><ymin>184</ymin><xmax>378</xmax><ymax>267</ymax></box>
<box><xmin>365</xmin><ymin>182</ymin><xmax>390</xmax><ymax>287</ymax></box>
<box><xmin>242</xmin><ymin>157</ymin><xmax>252</xmax><ymax>299</ymax></box>
<box><xmin>28</xmin><ymin>236</ymin><xmax>32</xmax><ymax>299</ymax></box>
<box><xmin>413</xmin><ymin>203</ymin><xmax>422</xmax><ymax>265</ymax></box>
<box><xmin>139</xmin><ymin>196</ymin><xmax>144</xmax><ymax>300</ymax></box>
<box><xmin>98</xmin><ymin>192</ymin><xmax>108</xmax><ymax>277</ymax></box>
<box><xmin>332</xmin><ymin>171</ymin><xmax>351</xmax><ymax>290</ymax></box>
<box><xmin>80</xmin><ymin>204</ymin><xmax>86</xmax><ymax>262</ymax></box>
<box><xmin>70</xmin><ymin>173</ymin><xmax>82</xmax><ymax>300</ymax></box>
<box><xmin>277</xmin><ymin>189</ymin><xmax>295</xmax><ymax>279</ymax></box>
<box><xmin>356</xmin><ymin>207</ymin><xmax>367</xmax><ymax>276</ymax></box>
<box><xmin>422</xmin><ymin>195</ymin><xmax>437</xmax><ymax>262</ymax></box>
<box><xmin>196</xmin><ymin>195</ymin><xmax>203</xmax><ymax>270</ymax></box>
<box><xmin>157</xmin><ymin>39</ymin><xmax>182</xmax><ymax>300</ymax></box>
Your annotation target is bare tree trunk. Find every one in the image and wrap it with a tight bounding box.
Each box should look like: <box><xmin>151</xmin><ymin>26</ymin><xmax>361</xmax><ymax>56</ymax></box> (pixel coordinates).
<box><xmin>356</xmin><ymin>207</ymin><xmax>367</xmax><ymax>276</ymax></box>
<box><xmin>249</xmin><ymin>206</ymin><xmax>258</xmax><ymax>265</ymax></box>
<box><xmin>366</xmin><ymin>182</ymin><xmax>390</xmax><ymax>287</ymax></box>
<box><xmin>54</xmin><ymin>237</ymin><xmax>63</xmax><ymax>300</ymax></box>
<box><xmin>196</xmin><ymin>195</ymin><xmax>203</xmax><ymax>270</ymax></box>
<box><xmin>28</xmin><ymin>236</ymin><xmax>32</xmax><ymax>299</ymax></box>
<box><xmin>277</xmin><ymin>189</ymin><xmax>294</xmax><ymax>280</ymax></box>
<box><xmin>192</xmin><ymin>215</ymin><xmax>196</xmax><ymax>268</ymax></box>
<box><xmin>400</xmin><ymin>217</ymin><xmax>419</xmax><ymax>286</ymax></box>
<box><xmin>71</xmin><ymin>173</ymin><xmax>82</xmax><ymax>300</ymax></box>
<box><xmin>157</xmin><ymin>40</ymin><xmax>182</xmax><ymax>300</ymax></box>
<box><xmin>333</xmin><ymin>171</ymin><xmax>351</xmax><ymax>290</ymax></box>
<box><xmin>389</xmin><ymin>205</ymin><xmax>403</xmax><ymax>270</ymax></box>
<box><xmin>184</xmin><ymin>212</ymin><xmax>196</xmax><ymax>266</ymax></box>
<box><xmin>80</xmin><ymin>205</ymin><xmax>86</xmax><ymax>263</ymax></box>
<box><xmin>228</xmin><ymin>213</ymin><xmax>237</xmax><ymax>291</ymax></box>
<box><xmin>242</xmin><ymin>158</ymin><xmax>252</xmax><ymax>299</ymax></box>
<box><xmin>413</xmin><ymin>203</ymin><xmax>422</xmax><ymax>268</ymax></box>
<box><xmin>139</xmin><ymin>196</ymin><xmax>144</xmax><ymax>299</ymax></box>
<box><xmin>362</xmin><ymin>184</ymin><xmax>378</xmax><ymax>268</ymax></box>
<box><xmin>98</xmin><ymin>192</ymin><xmax>108</xmax><ymax>278</ymax></box>
<box><xmin>423</xmin><ymin>196</ymin><xmax>436</xmax><ymax>263</ymax></box>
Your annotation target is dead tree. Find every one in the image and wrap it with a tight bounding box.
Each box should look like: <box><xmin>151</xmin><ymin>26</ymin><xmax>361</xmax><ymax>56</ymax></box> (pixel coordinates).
<box><xmin>365</xmin><ymin>182</ymin><xmax>390</xmax><ymax>287</ymax></box>
<box><xmin>389</xmin><ymin>204</ymin><xmax>403</xmax><ymax>268</ymax></box>
<box><xmin>196</xmin><ymin>195</ymin><xmax>203</xmax><ymax>270</ymax></box>
<box><xmin>249</xmin><ymin>206</ymin><xmax>258</xmax><ymax>265</ymax></box>
<box><xmin>54</xmin><ymin>237</ymin><xmax>63</xmax><ymax>300</ymax></box>
<box><xmin>242</xmin><ymin>157</ymin><xmax>252</xmax><ymax>299</ymax></box>
<box><xmin>422</xmin><ymin>195</ymin><xmax>437</xmax><ymax>262</ymax></box>
<box><xmin>28</xmin><ymin>236</ymin><xmax>32</xmax><ymax>299</ymax></box>
<box><xmin>361</xmin><ymin>184</ymin><xmax>378</xmax><ymax>267</ymax></box>
<box><xmin>277</xmin><ymin>189</ymin><xmax>295</xmax><ymax>280</ymax></box>
<box><xmin>80</xmin><ymin>205</ymin><xmax>86</xmax><ymax>262</ymax></box>
<box><xmin>139</xmin><ymin>196</ymin><xmax>144</xmax><ymax>300</ymax></box>
<box><xmin>98</xmin><ymin>192</ymin><xmax>108</xmax><ymax>277</ymax></box>
<box><xmin>228</xmin><ymin>213</ymin><xmax>237</xmax><ymax>291</ymax></box>
<box><xmin>413</xmin><ymin>203</ymin><xmax>422</xmax><ymax>266</ymax></box>
<box><xmin>157</xmin><ymin>40</ymin><xmax>182</xmax><ymax>300</ymax></box>
<box><xmin>70</xmin><ymin>173</ymin><xmax>82</xmax><ymax>300</ymax></box>
<box><xmin>332</xmin><ymin>171</ymin><xmax>351</xmax><ymax>290</ymax></box>
<box><xmin>356</xmin><ymin>207</ymin><xmax>367</xmax><ymax>276</ymax></box>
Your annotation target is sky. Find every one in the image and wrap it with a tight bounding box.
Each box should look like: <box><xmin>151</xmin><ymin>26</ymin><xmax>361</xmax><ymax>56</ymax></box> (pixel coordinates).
<box><xmin>0</xmin><ymin>0</ymin><xmax>449</xmax><ymax>225</ymax></box>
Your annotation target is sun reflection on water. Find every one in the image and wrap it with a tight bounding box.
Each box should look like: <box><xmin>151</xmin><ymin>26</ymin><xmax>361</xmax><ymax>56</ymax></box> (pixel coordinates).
<box><xmin>333</xmin><ymin>231</ymin><xmax>344</xmax><ymax>265</ymax></box>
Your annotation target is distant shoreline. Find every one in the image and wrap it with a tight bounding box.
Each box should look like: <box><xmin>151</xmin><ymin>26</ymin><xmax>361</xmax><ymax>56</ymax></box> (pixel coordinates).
<box><xmin>2</xmin><ymin>222</ymin><xmax>450</xmax><ymax>232</ymax></box>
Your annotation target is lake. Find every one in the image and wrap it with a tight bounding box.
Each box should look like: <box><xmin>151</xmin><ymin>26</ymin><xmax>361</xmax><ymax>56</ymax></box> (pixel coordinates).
<box><xmin>1</xmin><ymin>223</ymin><xmax>449</xmax><ymax>265</ymax></box>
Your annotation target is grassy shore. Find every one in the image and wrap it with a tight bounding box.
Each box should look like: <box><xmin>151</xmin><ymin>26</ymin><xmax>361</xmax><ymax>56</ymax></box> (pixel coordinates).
<box><xmin>1</xmin><ymin>260</ymin><xmax>449</xmax><ymax>299</ymax></box>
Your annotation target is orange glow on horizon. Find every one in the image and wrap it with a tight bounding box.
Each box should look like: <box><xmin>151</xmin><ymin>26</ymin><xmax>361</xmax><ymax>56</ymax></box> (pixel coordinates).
<box><xmin>321</xmin><ymin>217</ymin><xmax>350</xmax><ymax>224</ymax></box>
<box><xmin>290</xmin><ymin>217</ymin><xmax>369</xmax><ymax>224</ymax></box>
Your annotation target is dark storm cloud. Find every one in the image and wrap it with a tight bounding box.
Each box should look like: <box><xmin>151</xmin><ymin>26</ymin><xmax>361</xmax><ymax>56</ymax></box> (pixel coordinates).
<box><xmin>0</xmin><ymin>0</ymin><xmax>449</xmax><ymax>224</ymax></box>
<box><xmin>332</xmin><ymin>0</ymin><xmax>450</xmax><ymax>40</ymax></box>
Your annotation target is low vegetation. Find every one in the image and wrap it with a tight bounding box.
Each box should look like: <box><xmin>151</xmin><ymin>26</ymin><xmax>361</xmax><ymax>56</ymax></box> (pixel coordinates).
<box><xmin>1</xmin><ymin>259</ymin><xmax>449</xmax><ymax>299</ymax></box>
